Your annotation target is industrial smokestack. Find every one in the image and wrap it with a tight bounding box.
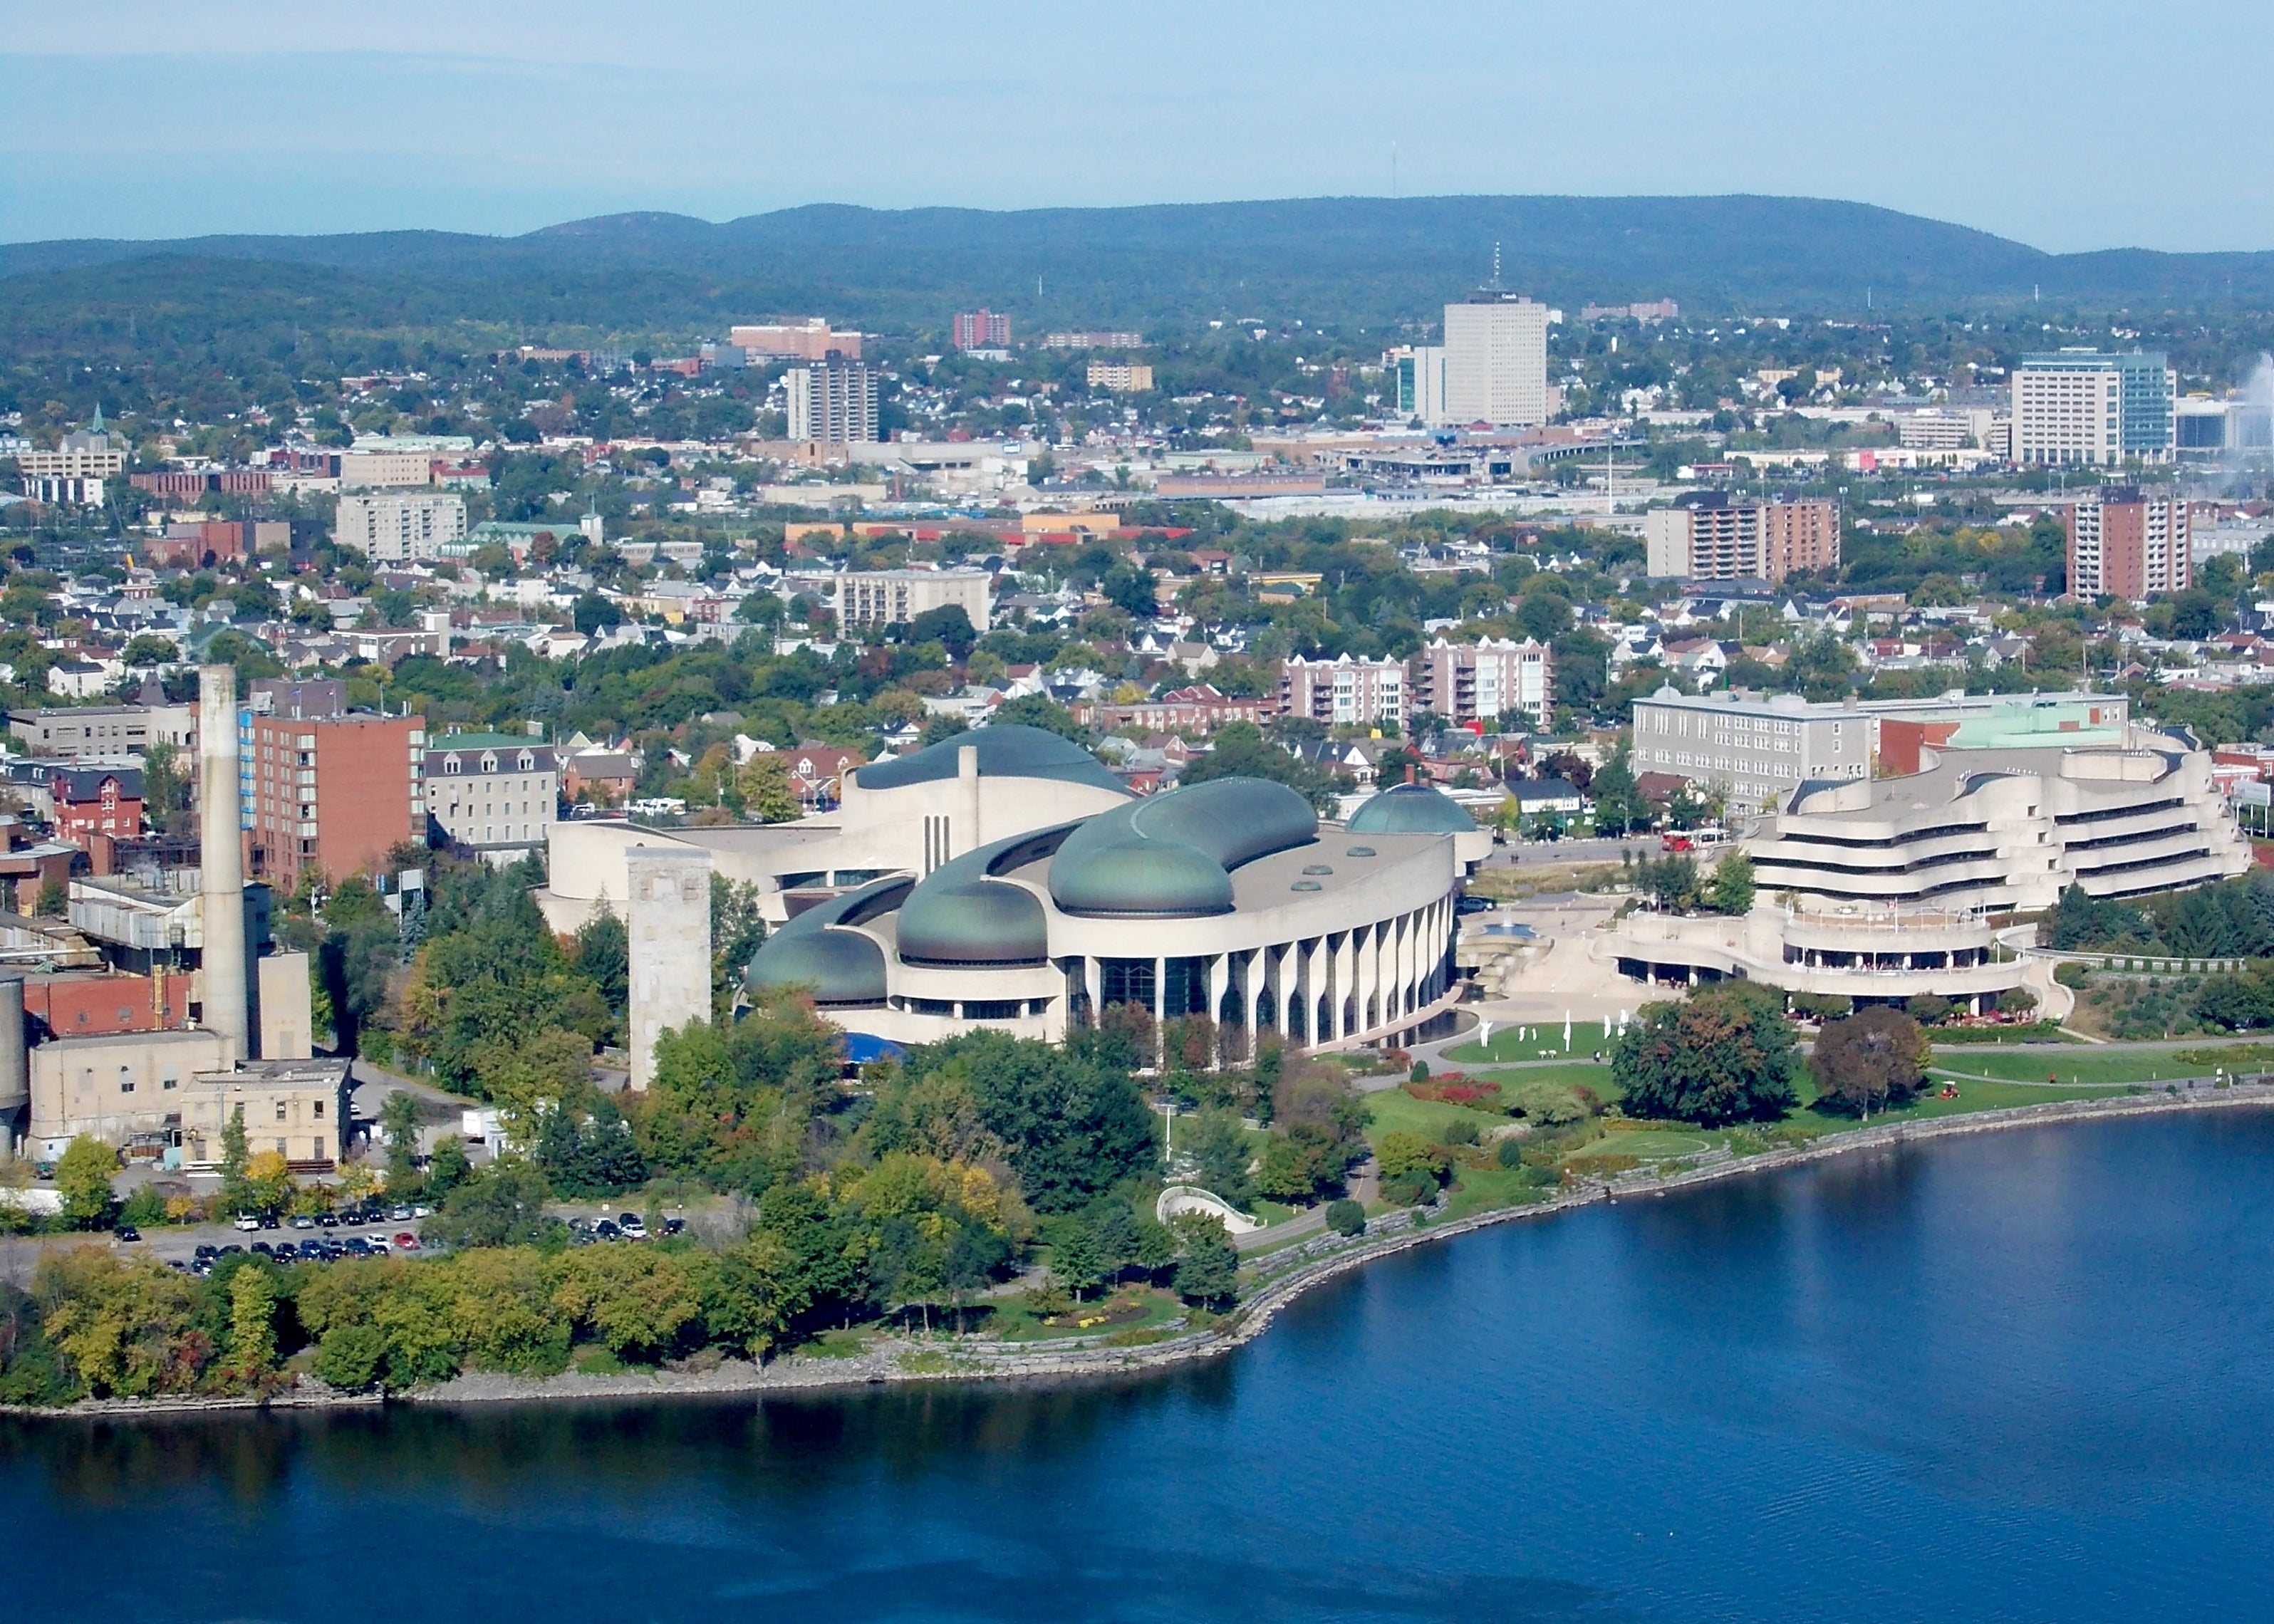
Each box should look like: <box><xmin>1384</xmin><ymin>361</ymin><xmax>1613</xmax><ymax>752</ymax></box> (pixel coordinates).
<box><xmin>198</xmin><ymin>664</ymin><xmax>249</xmax><ymax>1064</ymax></box>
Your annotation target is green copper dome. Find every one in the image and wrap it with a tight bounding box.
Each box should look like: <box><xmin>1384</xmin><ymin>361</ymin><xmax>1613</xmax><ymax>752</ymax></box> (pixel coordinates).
<box><xmin>895</xmin><ymin>829</ymin><xmax>1074</xmax><ymax>966</ymax></box>
<box><xmin>1347</xmin><ymin>782</ymin><xmax>1476</xmax><ymax>836</ymax></box>
<box><xmin>744</xmin><ymin>877</ymin><xmax>909</xmax><ymax>1006</ymax></box>
<box><xmin>1049</xmin><ymin>778</ymin><xmax>1317</xmax><ymax>917</ymax></box>
<box><xmin>855</xmin><ymin>724</ymin><xmax>1130</xmax><ymax>797</ymax></box>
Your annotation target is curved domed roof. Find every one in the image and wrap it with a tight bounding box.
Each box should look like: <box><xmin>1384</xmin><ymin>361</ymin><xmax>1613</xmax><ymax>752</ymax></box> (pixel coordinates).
<box><xmin>898</xmin><ymin>876</ymin><xmax>1049</xmax><ymax>965</ymax></box>
<box><xmin>1050</xmin><ymin>833</ymin><xmax>1237</xmax><ymax>917</ymax></box>
<box><xmin>854</xmin><ymin>724</ymin><xmax>1129</xmax><ymax>797</ymax></box>
<box><xmin>1049</xmin><ymin>777</ymin><xmax>1317</xmax><ymax>917</ymax></box>
<box><xmin>894</xmin><ymin>825</ymin><xmax>1079</xmax><ymax>964</ymax></box>
<box><xmin>744</xmin><ymin>927</ymin><xmax>887</xmax><ymax>1005</ymax></box>
<box><xmin>743</xmin><ymin>876</ymin><xmax>908</xmax><ymax>1006</ymax></box>
<box><xmin>1347</xmin><ymin>781</ymin><xmax>1477</xmax><ymax>836</ymax></box>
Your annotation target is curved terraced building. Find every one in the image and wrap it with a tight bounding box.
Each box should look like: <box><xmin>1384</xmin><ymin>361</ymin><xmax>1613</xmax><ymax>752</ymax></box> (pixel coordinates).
<box><xmin>1599</xmin><ymin>729</ymin><xmax>2249</xmax><ymax>1011</ymax></box>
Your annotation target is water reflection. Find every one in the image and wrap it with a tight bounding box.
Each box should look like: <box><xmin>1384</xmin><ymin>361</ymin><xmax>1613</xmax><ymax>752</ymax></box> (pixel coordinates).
<box><xmin>4</xmin><ymin>1113</ymin><xmax>2272</xmax><ymax>1623</ymax></box>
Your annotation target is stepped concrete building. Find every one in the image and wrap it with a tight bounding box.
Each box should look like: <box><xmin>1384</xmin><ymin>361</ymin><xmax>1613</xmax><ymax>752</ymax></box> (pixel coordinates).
<box><xmin>1597</xmin><ymin>727</ymin><xmax>2248</xmax><ymax>1012</ymax></box>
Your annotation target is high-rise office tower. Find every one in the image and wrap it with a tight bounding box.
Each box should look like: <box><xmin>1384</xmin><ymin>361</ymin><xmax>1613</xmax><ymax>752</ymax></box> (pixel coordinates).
<box><xmin>1441</xmin><ymin>293</ymin><xmax>1551</xmax><ymax>427</ymax></box>
<box><xmin>2012</xmin><ymin>350</ymin><xmax>2176</xmax><ymax>465</ymax></box>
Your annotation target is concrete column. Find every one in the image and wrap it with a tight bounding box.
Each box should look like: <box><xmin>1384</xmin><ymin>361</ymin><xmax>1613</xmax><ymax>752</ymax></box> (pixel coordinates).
<box><xmin>957</xmin><ymin>743</ymin><xmax>981</xmax><ymax>856</ymax></box>
<box><xmin>197</xmin><ymin>665</ymin><xmax>248</xmax><ymax>1066</ymax></box>
<box><xmin>627</xmin><ymin>845</ymin><xmax>713</xmax><ymax>1091</ymax></box>
<box><xmin>1206</xmin><ymin>954</ymin><xmax>1230</xmax><ymax>1066</ymax></box>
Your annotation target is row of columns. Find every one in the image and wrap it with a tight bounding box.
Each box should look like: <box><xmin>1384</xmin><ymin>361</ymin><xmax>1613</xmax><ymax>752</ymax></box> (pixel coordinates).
<box><xmin>1070</xmin><ymin>892</ymin><xmax>1459</xmax><ymax>1053</ymax></box>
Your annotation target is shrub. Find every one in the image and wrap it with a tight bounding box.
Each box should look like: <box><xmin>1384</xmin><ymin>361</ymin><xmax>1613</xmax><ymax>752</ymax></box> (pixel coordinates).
<box><xmin>1510</xmin><ymin>1081</ymin><xmax>1586</xmax><ymax>1126</ymax></box>
<box><xmin>1440</xmin><ymin>1118</ymin><xmax>1480</xmax><ymax>1147</ymax></box>
<box><xmin>1381</xmin><ymin>1170</ymin><xmax>1438</xmax><ymax>1207</ymax></box>
<box><xmin>2055</xmin><ymin>962</ymin><xmax>2092</xmax><ymax>989</ymax></box>
<box><xmin>1495</xmin><ymin>1136</ymin><xmax>1525</xmax><ymax>1170</ymax></box>
<box><xmin>1376</xmin><ymin>1131</ymin><xmax>1448</xmax><ymax>1180</ymax></box>
<box><xmin>1904</xmin><ymin>994</ymin><xmax>1954</xmax><ymax>1027</ymax></box>
<box><xmin>1408</xmin><ymin>1061</ymin><xmax>1431</xmax><ymax>1083</ymax></box>
<box><xmin>1324</xmin><ymin>1198</ymin><xmax>1366</xmax><ymax>1237</ymax></box>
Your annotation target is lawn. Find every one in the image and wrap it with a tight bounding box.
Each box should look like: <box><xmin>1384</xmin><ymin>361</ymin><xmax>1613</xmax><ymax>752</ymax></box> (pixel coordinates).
<box><xmin>1364</xmin><ymin>1088</ymin><xmax>1510</xmax><ymax>1144</ymax></box>
<box><xmin>1928</xmin><ymin>1046</ymin><xmax>2263</xmax><ymax>1088</ymax></box>
<box><xmin>1470</xmin><ymin>1061</ymin><xmax>1619</xmax><ymax>1094</ymax></box>
<box><xmin>1445</xmin><ymin>1022</ymin><xmax>1617</xmax><ymax>1063</ymax></box>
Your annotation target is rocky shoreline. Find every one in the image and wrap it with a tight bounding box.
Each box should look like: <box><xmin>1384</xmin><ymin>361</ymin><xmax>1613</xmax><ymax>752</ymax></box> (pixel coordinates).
<box><xmin>25</xmin><ymin>1084</ymin><xmax>2274</xmax><ymax>1420</ymax></box>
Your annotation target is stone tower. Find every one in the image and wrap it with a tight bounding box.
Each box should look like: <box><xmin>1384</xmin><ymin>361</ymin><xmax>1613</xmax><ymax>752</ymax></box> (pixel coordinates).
<box><xmin>625</xmin><ymin>845</ymin><xmax>712</xmax><ymax>1090</ymax></box>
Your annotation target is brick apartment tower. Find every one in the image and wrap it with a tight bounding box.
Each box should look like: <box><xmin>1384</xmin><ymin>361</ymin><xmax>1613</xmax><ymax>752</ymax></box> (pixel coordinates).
<box><xmin>2065</xmin><ymin>487</ymin><xmax>2191</xmax><ymax>599</ymax></box>
<box><xmin>245</xmin><ymin>712</ymin><xmax>425</xmax><ymax>890</ymax></box>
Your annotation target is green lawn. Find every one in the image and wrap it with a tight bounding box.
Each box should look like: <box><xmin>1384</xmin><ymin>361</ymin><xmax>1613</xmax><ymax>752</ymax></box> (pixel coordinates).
<box><xmin>1584</xmin><ymin>1127</ymin><xmax>1714</xmax><ymax>1160</ymax></box>
<box><xmin>1928</xmin><ymin>1046</ymin><xmax>2261</xmax><ymax>1088</ymax></box>
<box><xmin>1470</xmin><ymin>1061</ymin><xmax>1618</xmax><ymax>1093</ymax></box>
<box><xmin>1364</xmin><ymin>1089</ymin><xmax>1509</xmax><ymax>1145</ymax></box>
<box><xmin>1444</xmin><ymin>1022</ymin><xmax>1616</xmax><ymax>1063</ymax></box>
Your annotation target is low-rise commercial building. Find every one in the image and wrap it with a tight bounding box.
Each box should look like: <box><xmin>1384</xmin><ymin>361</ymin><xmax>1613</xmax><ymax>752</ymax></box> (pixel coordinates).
<box><xmin>1631</xmin><ymin>688</ymin><xmax>2129</xmax><ymax>812</ymax></box>
<box><xmin>9</xmin><ymin>703</ymin><xmax>198</xmax><ymax>760</ymax></box>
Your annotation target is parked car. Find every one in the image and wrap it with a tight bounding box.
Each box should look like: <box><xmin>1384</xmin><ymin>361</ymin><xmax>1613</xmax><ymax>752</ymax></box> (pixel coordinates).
<box><xmin>290</xmin><ymin>1214</ymin><xmax>316</xmax><ymax>1230</ymax></box>
<box><xmin>621</xmin><ymin>1217</ymin><xmax>648</xmax><ymax>1239</ymax></box>
<box><xmin>388</xmin><ymin>1204</ymin><xmax>413</xmax><ymax>1222</ymax></box>
<box><xmin>662</xmin><ymin>1218</ymin><xmax>685</xmax><ymax>1237</ymax></box>
<box><xmin>316</xmin><ymin>1211</ymin><xmax>340</xmax><ymax>1228</ymax></box>
<box><xmin>594</xmin><ymin>1220</ymin><xmax>621</xmax><ymax>1239</ymax></box>
<box><xmin>366</xmin><ymin>1239</ymin><xmax>391</xmax><ymax>1255</ymax></box>
<box><xmin>412</xmin><ymin>1204</ymin><xmax>433</xmax><ymax>1218</ymax></box>
<box><xmin>344</xmin><ymin>1237</ymin><xmax>370</xmax><ymax>1255</ymax></box>
<box><xmin>393</xmin><ymin>1232</ymin><xmax>420</xmax><ymax>1251</ymax></box>
<box><xmin>113</xmin><ymin>1225</ymin><xmax>141</xmax><ymax>1243</ymax></box>
<box><xmin>1454</xmin><ymin>894</ymin><xmax>1495</xmax><ymax>915</ymax></box>
<box><xmin>193</xmin><ymin>1244</ymin><xmax>218</xmax><ymax>1261</ymax></box>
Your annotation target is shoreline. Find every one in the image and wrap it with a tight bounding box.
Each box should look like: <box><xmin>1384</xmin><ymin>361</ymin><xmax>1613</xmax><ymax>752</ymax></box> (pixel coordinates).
<box><xmin>23</xmin><ymin>1083</ymin><xmax>2274</xmax><ymax>1421</ymax></box>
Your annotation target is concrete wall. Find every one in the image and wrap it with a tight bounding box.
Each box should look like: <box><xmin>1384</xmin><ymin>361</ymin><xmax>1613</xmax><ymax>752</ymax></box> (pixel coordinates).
<box><xmin>28</xmin><ymin>1029</ymin><xmax>231</xmax><ymax>1158</ymax></box>
<box><xmin>626</xmin><ymin>847</ymin><xmax>713</xmax><ymax>1091</ymax></box>
<box><xmin>258</xmin><ymin>952</ymin><xmax>314</xmax><ymax>1060</ymax></box>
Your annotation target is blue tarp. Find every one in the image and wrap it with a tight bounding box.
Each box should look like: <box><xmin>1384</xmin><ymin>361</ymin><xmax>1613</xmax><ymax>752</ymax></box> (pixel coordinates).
<box><xmin>842</xmin><ymin>1033</ymin><xmax>905</xmax><ymax>1065</ymax></box>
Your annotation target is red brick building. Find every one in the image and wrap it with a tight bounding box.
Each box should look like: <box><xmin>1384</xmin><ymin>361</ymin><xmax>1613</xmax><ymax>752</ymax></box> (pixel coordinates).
<box><xmin>22</xmin><ymin>969</ymin><xmax>190</xmax><ymax>1038</ymax></box>
<box><xmin>245</xmin><ymin>713</ymin><xmax>425</xmax><ymax>889</ymax></box>
<box><xmin>49</xmin><ymin>767</ymin><xmax>143</xmax><ymax>847</ymax></box>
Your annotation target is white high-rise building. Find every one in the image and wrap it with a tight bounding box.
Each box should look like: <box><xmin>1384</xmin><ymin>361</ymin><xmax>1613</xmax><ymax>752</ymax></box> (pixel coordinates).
<box><xmin>2011</xmin><ymin>350</ymin><xmax>2176</xmax><ymax>466</ymax></box>
<box><xmin>333</xmin><ymin>492</ymin><xmax>467</xmax><ymax>562</ymax></box>
<box><xmin>1442</xmin><ymin>294</ymin><xmax>1551</xmax><ymax>427</ymax></box>
<box><xmin>786</xmin><ymin>360</ymin><xmax>879</xmax><ymax>444</ymax></box>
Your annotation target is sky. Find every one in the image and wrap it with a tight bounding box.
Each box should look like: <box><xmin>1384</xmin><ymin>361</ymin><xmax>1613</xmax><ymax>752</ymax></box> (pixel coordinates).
<box><xmin>2</xmin><ymin>0</ymin><xmax>2270</xmax><ymax>252</ymax></box>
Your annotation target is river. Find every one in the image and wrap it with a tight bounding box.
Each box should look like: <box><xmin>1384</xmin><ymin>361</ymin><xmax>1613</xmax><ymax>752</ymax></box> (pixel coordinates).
<box><xmin>6</xmin><ymin>1108</ymin><xmax>2272</xmax><ymax>1623</ymax></box>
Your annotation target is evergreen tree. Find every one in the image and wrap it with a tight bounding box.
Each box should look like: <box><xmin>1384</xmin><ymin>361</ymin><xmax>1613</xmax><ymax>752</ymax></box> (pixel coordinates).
<box><xmin>1709</xmin><ymin>850</ymin><xmax>1756</xmax><ymax>916</ymax></box>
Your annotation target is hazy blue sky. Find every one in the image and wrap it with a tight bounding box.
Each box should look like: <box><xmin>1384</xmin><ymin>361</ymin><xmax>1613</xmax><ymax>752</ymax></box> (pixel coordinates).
<box><xmin>3</xmin><ymin>1</ymin><xmax>2268</xmax><ymax>250</ymax></box>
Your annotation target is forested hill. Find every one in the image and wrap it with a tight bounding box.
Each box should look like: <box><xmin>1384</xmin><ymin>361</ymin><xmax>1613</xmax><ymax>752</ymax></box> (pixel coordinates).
<box><xmin>6</xmin><ymin>194</ymin><xmax>2274</xmax><ymax>360</ymax></box>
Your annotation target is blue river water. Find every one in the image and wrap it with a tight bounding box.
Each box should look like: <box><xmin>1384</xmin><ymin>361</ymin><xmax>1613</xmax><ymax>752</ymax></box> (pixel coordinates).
<box><xmin>6</xmin><ymin>1108</ymin><xmax>2273</xmax><ymax>1623</ymax></box>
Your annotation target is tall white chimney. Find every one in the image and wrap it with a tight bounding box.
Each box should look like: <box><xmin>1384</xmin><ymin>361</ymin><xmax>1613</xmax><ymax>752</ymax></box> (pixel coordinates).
<box><xmin>198</xmin><ymin>664</ymin><xmax>249</xmax><ymax>1063</ymax></box>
